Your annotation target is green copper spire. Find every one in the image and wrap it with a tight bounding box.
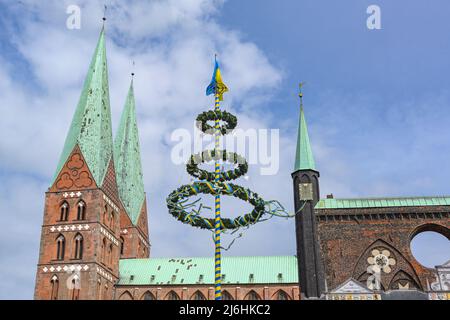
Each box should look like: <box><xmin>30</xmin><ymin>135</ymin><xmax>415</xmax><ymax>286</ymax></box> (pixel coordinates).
<box><xmin>53</xmin><ymin>27</ymin><xmax>113</xmax><ymax>186</ymax></box>
<box><xmin>294</xmin><ymin>84</ymin><xmax>316</xmax><ymax>171</ymax></box>
<box><xmin>114</xmin><ymin>78</ymin><xmax>146</xmax><ymax>225</ymax></box>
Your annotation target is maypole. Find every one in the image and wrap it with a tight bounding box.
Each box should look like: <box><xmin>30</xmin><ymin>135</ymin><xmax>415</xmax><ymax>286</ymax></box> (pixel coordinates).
<box><xmin>166</xmin><ymin>55</ymin><xmax>294</xmax><ymax>301</ymax></box>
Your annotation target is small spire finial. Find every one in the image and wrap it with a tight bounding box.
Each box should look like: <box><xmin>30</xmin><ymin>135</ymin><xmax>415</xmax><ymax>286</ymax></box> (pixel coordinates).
<box><xmin>131</xmin><ymin>60</ymin><xmax>135</xmax><ymax>78</ymax></box>
<box><xmin>102</xmin><ymin>5</ymin><xmax>107</xmax><ymax>23</ymax></box>
<box><xmin>299</xmin><ymin>82</ymin><xmax>306</xmax><ymax>108</ymax></box>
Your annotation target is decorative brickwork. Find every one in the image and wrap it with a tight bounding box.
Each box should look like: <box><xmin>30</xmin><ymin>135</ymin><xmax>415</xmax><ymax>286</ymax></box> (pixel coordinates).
<box><xmin>316</xmin><ymin>206</ymin><xmax>450</xmax><ymax>292</ymax></box>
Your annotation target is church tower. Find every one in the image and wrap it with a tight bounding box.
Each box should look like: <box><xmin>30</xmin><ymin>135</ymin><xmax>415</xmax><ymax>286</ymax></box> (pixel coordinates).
<box><xmin>114</xmin><ymin>77</ymin><xmax>150</xmax><ymax>260</ymax></box>
<box><xmin>291</xmin><ymin>87</ymin><xmax>326</xmax><ymax>298</ymax></box>
<box><xmin>34</xmin><ymin>27</ymin><xmax>124</xmax><ymax>300</ymax></box>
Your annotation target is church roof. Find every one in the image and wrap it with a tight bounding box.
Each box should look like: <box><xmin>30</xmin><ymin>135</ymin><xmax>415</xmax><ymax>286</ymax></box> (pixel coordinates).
<box><xmin>52</xmin><ymin>27</ymin><xmax>113</xmax><ymax>187</ymax></box>
<box><xmin>118</xmin><ymin>256</ymin><xmax>298</xmax><ymax>286</ymax></box>
<box><xmin>293</xmin><ymin>106</ymin><xmax>315</xmax><ymax>172</ymax></box>
<box><xmin>316</xmin><ymin>195</ymin><xmax>450</xmax><ymax>209</ymax></box>
<box><xmin>114</xmin><ymin>80</ymin><xmax>146</xmax><ymax>225</ymax></box>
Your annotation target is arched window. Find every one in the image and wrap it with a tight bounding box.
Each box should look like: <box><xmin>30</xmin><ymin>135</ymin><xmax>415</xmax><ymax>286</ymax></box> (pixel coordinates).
<box><xmin>97</xmin><ymin>280</ymin><xmax>102</xmax><ymax>300</ymax></box>
<box><xmin>71</xmin><ymin>277</ymin><xmax>80</xmax><ymax>300</ymax></box>
<box><xmin>120</xmin><ymin>237</ymin><xmax>125</xmax><ymax>256</ymax></box>
<box><xmin>73</xmin><ymin>233</ymin><xmax>83</xmax><ymax>259</ymax></box>
<box><xmin>60</xmin><ymin>202</ymin><xmax>69</xmax><ymax>221</ymax></box>
<box><xmin>191</xmin><ymin>291</ymin><xmax>206</xmax><ymax>300</ymax></box>
<box><xmin>50</xmin><ymin>275</ymin><xmax>59</xmax><ymax>300</ymax></box>
<box><xmin>56</xmin><ymin>234</ymin><xmax>65</xmax><ymax>260</ymax></box>
<box><xmin>222</xmin><ymin>291</ymin><xmax>234</xmax><ymax>300</ymax></box>
<box><xmin>108</xmin><ymin>244</ymin><xmax>113</xmax><ymax>266</ymax></box>
<box><xmin>142</xmin><ymin>291</ymin><xmax>156</xmax><ymax>300</ymax></box>
<box><xmin>119</xmin><ymin>291</ymin><xmax>133</xmax><ymax>300</ymax></box>
<box><xmin>167</xmin><ymin>291</ymin><xmax>180</xmax><ymax>300</ymax></box>
<box><xmin>276</xmin><ymin>290</ymin><xmax>289</xmax><ymax>300</ymax></box>
<box><xmin>103</xmin><ymin>205</ymin><xmax>108</xmax><ymax>225</ymax></box>
<box><xmin>110</xmin><ymin>211</ymin><xmax>114</xmax><ymax>230</ymax></box>
<box><xmin>244</xmin><ymin>290</ymin><xmax>261</xmax><ymax>300</ymax></box>
<box><xmin>101</xmin><ymin>238</ymin><xmax>106</xmax><ymax>264</ymax></box>
<box><xmin>77</xmin><ymin>201</ymin><xmax>86</xmax><ymax>220</ymax></box>
<box><xmin>104</xmin><ymin>284</ymin><xmax>109</xmax><ymax>299</ymax></box>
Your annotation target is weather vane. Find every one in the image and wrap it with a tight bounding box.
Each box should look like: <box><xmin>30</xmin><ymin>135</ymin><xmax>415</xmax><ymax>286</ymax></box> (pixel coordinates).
<box><xmin>103</xmin><ymin>5</ymin><xmax>107</xmax><ymax>22</ymax></box>
<box><xmin>299</xmin><ymin>82</ymin><xmax>306</xmax><ymax>106</ymax></box>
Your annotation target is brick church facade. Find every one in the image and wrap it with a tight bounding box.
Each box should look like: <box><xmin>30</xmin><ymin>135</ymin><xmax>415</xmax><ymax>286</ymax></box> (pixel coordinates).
<box><xmin>34</xmin><ymin>26</ymin><xmax>449</xmax><ymax>300</ymax></box>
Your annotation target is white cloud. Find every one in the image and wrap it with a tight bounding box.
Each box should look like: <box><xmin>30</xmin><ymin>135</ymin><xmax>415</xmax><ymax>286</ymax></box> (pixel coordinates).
<box><xmin>0</xmin><ymin>0</ymin><xmax>292</xmax><ymax>299</ymax></box>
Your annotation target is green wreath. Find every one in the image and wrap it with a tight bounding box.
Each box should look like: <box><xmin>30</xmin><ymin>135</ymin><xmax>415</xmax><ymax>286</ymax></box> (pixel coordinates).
<box><xmin>196</xmin><ymin>110</ymin><xmax>237</xmax><ymax>135</ymax></box>
<box><xmin>186</xmin><ymin>149</ymin><xmax>248</xmax><ymax>182</ymax></box>
<box><xmin>166</xmin><ymin>182</ymin><xmax>265</xmax><ymax>230</ymax></box>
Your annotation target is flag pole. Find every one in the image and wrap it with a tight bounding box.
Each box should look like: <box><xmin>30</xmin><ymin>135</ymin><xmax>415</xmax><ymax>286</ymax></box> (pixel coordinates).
<box><xmin>214</xmin><ymin>90</ymin><xmax>222</xmax><ymax>300</ymax></box>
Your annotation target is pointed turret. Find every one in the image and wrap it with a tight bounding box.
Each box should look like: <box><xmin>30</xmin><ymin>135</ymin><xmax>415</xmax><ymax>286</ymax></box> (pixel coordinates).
<box><xmin>291</xmin><ymin>84</ymin><xmax>325</xmax><ymax>298</ymax></box>
<box><xmin>52</xmin><ymin>27</ymin><xmax>113</xmax><ymax>187</ymax></box>
<box><xmin>114</xmin><ymin>78</ymin><xmax>146</xmax><ymax>225</ymax></box>
<box><xmin>294</xmin><ymin>91</ymin><xmax>315</xmax><ymax>172</ymax></box>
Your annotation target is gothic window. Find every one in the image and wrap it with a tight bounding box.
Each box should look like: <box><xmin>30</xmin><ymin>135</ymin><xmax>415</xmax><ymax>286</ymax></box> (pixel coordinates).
<box><xmin>276</xmin><ymin>290</ymin><xmax>289</xmax><ymax>300</ymax></box>
<box><xmin>120</xmin><ymin>237</ymin><xmax>125</xmax><ymax>256</ymax></box>
<box><xmin>97</xmin><ymin>280</ymin><xmax>102</xmax><ymax>300</ymax></box>
<box><xmin>71</xmin><ymin>278</ymin><xmax>80</xmax><ymax>300</ymax></box>
<box><xmin>108</xmin><ymin>244</ymin><xmax>113</xmax><ymax>266</ymax></box>
<box><xmin>73</xmin><ymin>233</ymin><xmax>83</xmax><ymax>259</ymax></box>
<box><xmin>119</xmin><ymin>291</ymin><xmax>133</xmax><ymax>300</ymax></box>
<box><xmin>110</xmin><ymin>211</ymin><xmax>115</xmax><ymax>230</ymax></box>
<box><xmin>192</xmin><ymin>291</ymin><xmax>206</xmax><ymax>300</ymax></box>
<box><xmin>56</xmin><ymin>234</ymin><xmax>65</xmax><ymax>260</ymax></box>
<box><xmin>101</xmin><ymin>238</ymin><xmax>106</xmax><ymax>264</ymax></box>
<box><xmin>103</xmin><ymin>205</ymin><xmax>108</xmax><ymax>225</ymax></box>
<box><xmin>50</xmin><ymin>275</ymin><xmax>59</xmax><ymax>300</ymax></box>
<box><xmin>60</xmin><ymin>202</ymin><xmax>69</xmax><ymax>221</ymax></box>
<box><xmin>244</xmin><ymin>290</ymin><xmax>261</xmax><ymax>300</ymax></box>
<box><xmin>142</xmin><ymin>291</ymin><xmax>156</xmax><ymax>300</ymax></box>
<box><xmin>77</xmin><ymin>201</ymin><xmax>86</xmax><ymax>220</ymax></box>
<box><xmin>167</xmin><ymin>291</ymin><xmax>180</xmax><ymax>300</ymax></box>
<box><xmin>222</xmin><ymin>291</ymin><xmax>234</xmax><ymax>300</ymax></box>
<box><xmin>104</xmin><ymin>284</ymin><xmax>109</xmax><ymax>299</ymax></box>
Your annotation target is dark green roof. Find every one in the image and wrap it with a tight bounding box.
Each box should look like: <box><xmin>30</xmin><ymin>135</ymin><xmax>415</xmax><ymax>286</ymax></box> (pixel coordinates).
<box><xmin>315</xmin><ymin>196</ymin><xmax>450</xmax><ymax>209</ymax></box>
<box><xmin>118</xmin><ymin>256</ymin><xmax>298</xmax><ymax>285</ymax></box>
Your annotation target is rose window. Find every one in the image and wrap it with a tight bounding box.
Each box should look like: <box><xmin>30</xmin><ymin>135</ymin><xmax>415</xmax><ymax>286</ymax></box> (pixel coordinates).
<box><xmin>367</xmin><ymin>249</ymin><xmax>396</xmax><ymax>274</ymax></box>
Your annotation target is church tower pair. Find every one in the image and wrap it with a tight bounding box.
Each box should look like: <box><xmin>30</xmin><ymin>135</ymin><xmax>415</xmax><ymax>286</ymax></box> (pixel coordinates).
<box><xmin>34</xmin><ymin>26</ymin><xmax>149</xmax><ymax>300</ymax></box>
<box><xmin>291</xmin><ymin>87</ymin><xmax>326</xmax><ymax>298</ymax></box>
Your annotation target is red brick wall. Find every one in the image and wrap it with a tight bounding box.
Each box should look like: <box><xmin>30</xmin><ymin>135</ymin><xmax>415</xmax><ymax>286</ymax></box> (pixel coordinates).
<box><xmin>35</xmin><ymin>146</ymin><xmax>123</xmax><ymax>300</ymax></box>
<box><xmin>316</xmin><ymin>206</ymin><xmax>450</xmax><ymax>291</ymax></box>
<box><xmin>115</xmin><ymin>284</ymin><xmax>300</xmax><ymax>300</ymax></box>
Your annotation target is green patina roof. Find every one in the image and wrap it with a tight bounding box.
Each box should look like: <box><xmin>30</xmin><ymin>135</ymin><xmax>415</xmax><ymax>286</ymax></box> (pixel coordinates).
<box><xmin>294</xmin><ymin>106</ymin><xmax>315</xmax><ymax>172</ymax></box>
<box><xmin>118</xmin><ymin>256</ymin><xmax>298</xmax><ymax>285</ymax></box>
<box><xmin>315</xmin><ymin>196</ymin><xmax>450</xmax><ymax>209</ymax></box>
<box><xmin>52</xmin><ymin>27</ymin><xmax>113</xmax><ymax>187</ymax></box>
<box><xmin>114</xmin><ymin>80</ymin><xmax>145</xmax><ymax>225</ymax></box>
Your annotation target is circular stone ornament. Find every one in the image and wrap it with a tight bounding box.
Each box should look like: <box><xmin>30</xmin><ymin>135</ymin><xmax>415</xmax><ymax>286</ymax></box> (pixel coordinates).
<box><xmin>367</xmin><ymin>248</ymin><xmax>396</xmax><ymax>274</ymax></box>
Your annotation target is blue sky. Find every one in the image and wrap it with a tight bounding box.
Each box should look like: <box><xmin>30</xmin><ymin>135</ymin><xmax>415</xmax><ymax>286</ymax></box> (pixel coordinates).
<box><xmin>0</xmin><ymin>0</ymin><xmax>448</xmax><ymax>299</ymax></box>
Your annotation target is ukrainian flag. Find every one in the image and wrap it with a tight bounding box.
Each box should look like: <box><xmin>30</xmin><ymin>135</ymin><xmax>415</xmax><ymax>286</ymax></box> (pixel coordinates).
<box><xmin>206</xmin><ymin>57</ymin><xmax>228</xmax><ymax>101</ymax></box>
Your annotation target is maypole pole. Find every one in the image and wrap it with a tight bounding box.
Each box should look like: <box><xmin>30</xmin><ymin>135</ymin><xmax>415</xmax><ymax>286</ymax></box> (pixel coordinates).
<box><xmin>214</xmin><ymin>90</ymin><xmax>222</xmax><ymax>300</ymax></box>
